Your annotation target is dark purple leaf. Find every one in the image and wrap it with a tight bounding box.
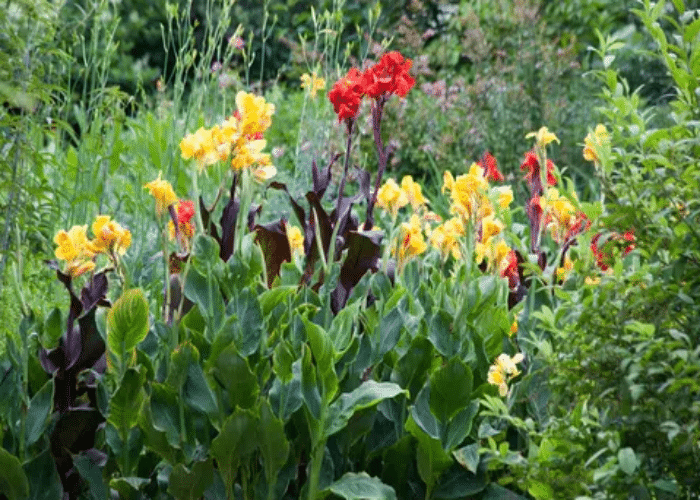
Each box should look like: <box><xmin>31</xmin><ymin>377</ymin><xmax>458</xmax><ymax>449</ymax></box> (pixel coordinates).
<box><xmin>254</xmin><ymin>219</ymin><xmax>293</xmax><ymax>288</ymax></box>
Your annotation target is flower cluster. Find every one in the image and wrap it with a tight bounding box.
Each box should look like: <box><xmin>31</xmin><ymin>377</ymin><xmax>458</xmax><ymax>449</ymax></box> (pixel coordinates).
<box><xmin>328</xmin><ymin>51</ymin><xmax>415</xmax><ymax>123</ymax></box>
<box><xmin>300</xmin><ymin>72</ymin><xmax>326</xmax><ymax>99</ymax></box>
<box><xmin>54</xmin><ymin>215</ymin><xmax>131</xmax><ymax>277</ymax></box>
<box><xmin>376</xmin><ymin>175</ymin><xmax>427</xmax><ymax>218</ymax></box>
<box><xmin>487</xmin><ymin>353</ymin><xmax>524</xmax><ymax>396</ymax></box>
<box><xmin>144</xmin><ymin>172</ymin><xmax>178</xmax><ymax>216</ymax></box>
<box><xmin>180</xmin><ymin>91</ymin><xmax>275</xmax><ymax>174</ymax></box>
<box><xmin>542</xmin><ymin>187</ymin><xmax>590</xmax><ymax>244</ymax></box>
<box><xmin>168</xmin><ymin>200</ymin><xmax>196</xmax><ymax>249</ymax></box>
<box><xmin>583</xmin><ymin>124</ymin><xmax>610</xmax><ymax>165</ymax></box>
<box><xmin>591</xmin><ymin>231</ymin><xmax>635</xmax><ymax>271</ymax></box>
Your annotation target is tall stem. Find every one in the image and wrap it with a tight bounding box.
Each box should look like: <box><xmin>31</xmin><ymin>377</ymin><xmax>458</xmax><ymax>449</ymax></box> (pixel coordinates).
<box><xmin>335</xmin><ymin>120</ymin><xmax>354</xmax><ymax>216</ymax></box>
<box><xmin>364</xmin><ymin>96</ymin><xmax>388</xmax><ymax>230</ymax></box>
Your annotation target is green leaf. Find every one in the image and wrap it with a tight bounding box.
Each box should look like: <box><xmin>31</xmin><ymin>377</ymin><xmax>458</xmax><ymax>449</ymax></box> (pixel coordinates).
<box><xmin>183</xmin><ymin>361</ymin><xmax>218</xmax><ymax>417</ymax></box>
<box><xmin>25</xmin><ymin>378</ymin><xmax>54</xmax><ymax>446</ymax></box>
<box><xmin>429</xmin><ymin>359</ymin><xmax>473</xmax><ymax>423</ymax></box>
<box><xmin>444</xmin><ymin>402</ymin><xmax>479</xmax><ymax>451</ymax></box>
<box><xmin>329</xmin><ymin>302</ymin><xmax>358</xmax><ymax>353</ymax></box>
<box><xmin>24</xmin><ymin>449</ymin><xmax>62</xmax><ymax>500</ymax></box>
<box><xmin>210</xmin><ymin>409</ymin><xmax>258</xmax><ymax>486</ymax></box>
<box><xmin>73</xmin><ymin>451</ymin><xmax>107</xmax><ymax>500</ymax></box>
<box><xmin>377</xmin><ymin>304</ymin><xmax>404</xmax><ymax>361</ymax></box>
<box><xmin>433</xmin><ymin>465</ymin><xmax>487</xmax><ymax>498</ymax></box>
<box><xmin>110</xmin><ymin>477</ymin><xmax>150</xmax><ymax>500</ymax></box>
<box><xmin>107</xmin><ymin>288</ymin><xmax>149</xmax><ymax>364</ymax></box>
<box><xmin>168</xmin><ymin>342</ymin><xmax>200</xmax><ymax>390</ymax></box>
<box><xmin>453</xmin><ymin>443</ymin><xmax>480</xmax><ymax>474</ymax></box>
<box><xmin>618</xmin><ymin>447</ymin><xmax>639</xmax><ymax>475</ymax></box>
<box><xmin>429</xmin><ymin>309</ymin><xmax>460</xmax><ymax>357</ymax></box>
<box><xmin>325</xmin><ymin>381</ymin><xmax>406</xmax><ymax>438</ymax></box>
<box><xmin>405</xmin><ymin>416</ymin><xmax>452</xmax><ymax>492</ymax></box>
<box><xmin>391</xmin><ymin>336</ymin><xmax>434</xmax><ymax>400</ymax></box>
<box><xmin>303</xmin><ymin>315</ymin><xmax>333</xmax><ymax>373</ymax></box>
<box><xmin>225</xmin><ymin>287</ymin><xmax>263</xmax><ymax>357</ymax></box>
<box><xmin>328</xmin><ymin>472</ymin><xmax>397</xmax><ymax>500</ymax></box>
<box><xmin>184</xmin><ymin>268</ymin><xmax>225</xmax><ymax>335</ymax></box>
<box><xmin>258</xmin><ymin>401</ymin><xmax>289</xmax><ymax>483</ymax></box>
<box><xmin>272</xmin><ymin>340</ymin><xmax>295</xmax><ymax>383</ymax></box>
<box><xmin>150</xmin><ymin>382</ymin><xmax>181</xmax><ymax>447</ymax></box>
<box><xmin>301</xmin><ymin>344</ymin><xmax>322</xmax><ymax>421</ymax></box>
<box><xmin>108</xmin><ymin>367</ymin><xmax>146</xmax><ymax>434</ymax></box>
<box><xmin>0</xmin><ymin>447</ymin><xmax>30</xmax><ymax>500</ymax></box>
<box><xmin>528</xmin><ymin>480</ymin><xmax>554</xmax><ymax>500</ymax></box>
<box><xmin>167</xmin><ymin>459</ymin><xmax>214</xmax><ymax>500</ymax></box>
<box><xmin>212</xmin><ymin>345</ymin><xmax>260</xmax><ymax>410</ymax></box>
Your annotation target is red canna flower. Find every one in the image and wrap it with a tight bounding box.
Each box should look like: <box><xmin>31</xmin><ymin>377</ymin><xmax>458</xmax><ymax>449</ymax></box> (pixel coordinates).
<box><xmin>478</xmin><ymin>151</ymin><xmax>504</xmax><ymax>182</ymax></box>
<box><xmin>361</xmin><ymin>51</ymin><xmax>415</xmax><ymax>99</ymax></box>
<box><xmin>591</xmin><ymin>230</ymin><xmax>635</xmax><ymax>271</ymax></box>
<box><xmin>328</xmin><ymin>68</ymin><xmax>364</xmax><ymax>123</ymax></box>
<box><xmin>520</xmin><ymin>149</ymin><xmax>556</xmax><ymax>193</ymax></box>
<box><xmin>501</xmin><ymin>249</ymin><xmax>519</xmax><ymax>289</ymax></box>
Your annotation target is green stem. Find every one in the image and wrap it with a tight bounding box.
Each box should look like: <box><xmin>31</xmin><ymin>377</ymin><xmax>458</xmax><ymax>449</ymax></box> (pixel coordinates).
<box><xmin>307</xmin><ymin>407</ymin><xmax>328</xmax><ymax>500</ymax></box>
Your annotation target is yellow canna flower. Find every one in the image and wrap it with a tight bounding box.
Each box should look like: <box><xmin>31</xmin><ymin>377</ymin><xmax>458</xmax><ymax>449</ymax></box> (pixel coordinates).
<box><xmin>442</xmin><ymin>170</ymin><xmax>455</xmax><ymax>194</ymax></box>
<box><xmin>493</xmin><ymin>185</ymin><xmax>514</xmax><ymax>209</ymax></box>
<box><xmin>53</xmin><ymin>225</ymin><xmax>97</xmax><ymax>277</ymax></box>
<box><xmin>54</xmin><ymin>225</ymin><xmax>92</xmax><ymax>262</ymax></box>
<box><xmin>286</xmin><ymin>224</ymin><xmax>304</xmax><ymax>256</ymax></box>
<box><xmin>526</xmin><ymin>126</ymin><xmax>560</xmax><ymax>148</ymax></box>
<box><xmin>397</xmin><ymin>214</ymin><xmax>427</xmax><ymax>266</ymax></box>
<box><xmin>400</xmin><ymin>175</ymin><xmax>428</xmax><ymax>209</ymax></box>
<box><xmin>481</xmin><ymin>215</ymin><xmax>504</xmax><ymax>243</ymax></box>
<box><xmin>377</xmin><ymin>178</ymin><xmax>409</xmax><ymax>218</ymax></box>
<box><xmin>235</xmin><ymin>91</ymin><xmax>275</xmax><ymax>137</ymax></box>
<box><xmin>510</xmin><ymin>320</ymin><xmax>518</xmax><ymax>336</ymax></box>
<box><xmin>583</xmin><ymin>124</ymin><xmax>610</xmax><ymax>163</ymax></box>
<box><xmin>145</xmin><ymin>173</ymin><xmax>178</xmax><ymax>216</ymax></box>
<box><xmin>180</xmin><ymin>127</ymin><xmax>218</xmax><ymax>169</ymax></box>
<box><xmin>252</xmin><ymin>164</ymin><xmax>277</xmax><ymax>183</ymax></box>
<box><xmin>88</xmin><ymin>215</ymin><xmax>131</xmax><ymax>255</ymax></box>
<box><xmin>230</xmin><ymin>139</ymin><xmax>272</xmax><ymax>171</ymax></box>
<box><xmin>488</xmin><ymin>353</ymin><xmax>524</xmax><ymax>396</ymax></box>
<box><xmin>556</xmin><ymin>255</ymin><xmax>574</xmax><ymax>282</ymax></box>
<box><xmin>300</xmin><ymin>72</ymin><xmax>326</xmax><ymax>99</ymax></box>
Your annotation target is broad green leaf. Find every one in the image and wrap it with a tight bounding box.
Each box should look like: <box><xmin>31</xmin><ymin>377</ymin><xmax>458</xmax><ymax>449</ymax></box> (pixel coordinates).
<box><xmin>618</xmin><ymin>447</ymin><xmax>639</xmax><ymax>475</ymax></box>
<box><xmin>303</xmin><ymin>315</ymin><xmax>333</xmax><ymax>373</ymax></box>
<box><xmin>453</xmin><ymin>443</ymin><xmax>480</xmax><ymax>474</ymax></box>
<box><xmin>428</xmin><ymin>309</ymin><xmax>460</xmax><ymax>357</ymax></box>
<box><xmin>301</xmin><ymin>344</ymin><xmax>321</xmax><ymax>421</ymax></box>
<box><xmin>429</xmin><ymin>359</ymin><xmax>473</xmax><ymax>423</ymax></box>
<box><xmin>150</xmin><ymin>382</ymin><xmax>181</xmax><ymax>447</ymax></box>
<box><xmin>183</xmin><ymin>268</ymin><xmax>225</xmax><ymax>334</ymax></box>
<box><xmin>329</xmin><ymin>302</ymin><xmax>358</xmax><ymax>353</ymax></box>
<box><xmin>328</xmin><ymin>472</ymin><xmax>397</xmax><ymax>500</ymax></box>
<box><xmin>269</xmin><ymin>368</ymin><xmax>303</xmax><ymax>422</ymax></box>
<box><xmin>258</xmin><ymin>401</ymin><xmax>290</xmax><ymax>483</ymax></box>
<box><xmin>183</xmin><ymin>362</ymin><xmax>218</xmax><ymax>417</ymax></box>
<box><xmin>73</xmin><ymin>451</ymin><xmax>107</xmax><ymax>500</ymax></box>
<box><xmin>167</xmin><ymin>459</ymin><xmax>214</xmax><ymax>500</ymax></box>
<box><xmin>225</xmin><ymin>287</ymin><xmax>263</xmax><ymax>357</ymax></box>
<box><xmin>168</xmin><ymin>342</ymin><xmax>200</xmax><ymax>390</ymax></box>
<box><xmin>212</xmin><ymin>345</ymin><xmax>259</xmax><ymax>410</ymax></box>
<box><xmin>0</xmin><ymin>447</ymin><xmax>29</xmax><ymax>500</ymax></box>
<box><xmin>377</xmin><ymin>305</ymin><xmax>404</xmax><ymax>361</ymax></box>
<box><xmin>25</xmin><ymin>378</ymin><xmax>54</xmax><ymax>446</ymax></box>
<box><xmin>482</xmin><ymin>484</ymin><xmax>527</xmax><ymax>499</ymax></box>
<box><xmin>272</xmin><ymin>340</ymin><xmax>295</xmax><ymax>383</ymax></box>
<box><xmin>211</xmin><ymin>409</ymin><xmax>258</xmax><ymax>486</ymax></box>
<box><xmin>108</xmin><ymin>367</ymin><xmax>146</xmax><ymax>434</ymax></box>
<box><xmin>107</xmin><ymin>288</ymin><xmax>149</xmax><ymax>363</ymax></box>
<box><xmin>138</xmin><ymin>404</ymin><xmax>182</xmax><ymax>464</ymax></box>
<box><xmin>259</xmin><ymin>286</ymin><xmax>297</xmax><ymax>317</ymax></box>
<box><xmin>24</xmin><ymin>449</ymin><xmax>62</xmax><ymax>500</ymax></box>
<box><xmin>433</xmin><ymin>465</ymin><xmax>487</xmax><ymax>498</ymax></box>
<box><xmin>325</xmin><ymin>381</ymin><xmax>406</xmax><ymax>438</ymax></box>
<box><xmin>110</xmin><ymin>477</ymin><xmax>150</xmax><ymax>500</ymax></box>
<box><xmin>528</xmin><ymin>480</ymin><xmax>554</xmax><ymax>500</ymax></box>
<box><xmin>444</xmin><ymin>401</ymin><xmax>479</xmax><ymax>451</ymax></box>
<box><xmin>391</xmin><ymin>336</ymin><xmax>434</xmax><ymax>399</ymax></box>
<box><xmin>410</xmin><ymin>385</ymin><xmax>440</xmax><ymax>440</ymax></box>
<box><xmin>405</xmin><ymin>416</ymin><xmax>452</xmax><ymax>491</ymax></box>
